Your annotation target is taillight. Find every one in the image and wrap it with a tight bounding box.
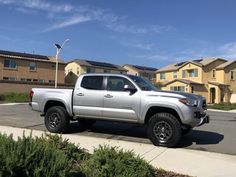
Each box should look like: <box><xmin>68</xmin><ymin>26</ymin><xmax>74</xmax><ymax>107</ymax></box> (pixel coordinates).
<box><xmin>29</xmin><ymin>90</ymin><xmax>34</xmax><ymax>101</ymax></box>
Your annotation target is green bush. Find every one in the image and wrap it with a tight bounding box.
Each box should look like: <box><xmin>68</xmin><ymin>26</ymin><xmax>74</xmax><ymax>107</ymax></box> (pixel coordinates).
<box><xmin>0</xmin><ymin>92</ymin><xmax>29</xmax><ymax>103</ymax></box>
<box><xmin>80</xmin><ymin>145</ymin><xmax>155</xmax><ymax>177</ymax></box>
<box><xmin>208</xmin><ymin>102</ymin><xmax>236</xmax><ymax>110</ymax></box>
<box><xmin>0</xmin><ymin>133</ymin><xmax>88</xmax><ymax>177</ymax></box>
<box><xmin>0</xmin><ymin>133</ymin><xmax>184</xmax><ymax>177</ymax></box>
<box><xmin>0</xmin><ymin>94</ymin><xmax>5</xmax><ymax>101</ymax></box>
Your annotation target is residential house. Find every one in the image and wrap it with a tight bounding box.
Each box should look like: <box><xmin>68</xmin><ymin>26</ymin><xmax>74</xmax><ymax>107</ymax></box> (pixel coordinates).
<box><xmin>0</xmin><ymin>49</ymin><xmax>66</xmax><ymax>93</ymax></box>
<box><xmin>156</xmin><ymin>58</ymin><xmax>236</xmax><ymax>103</ymax></box>
<box><xmin>65</xmin><ymin>59</ymin><xmax>127</xmax><ymax>84</ymax></box>
<box><xmin>123</xmin><ymin>64</ymin><xmax>157</xmax><ymax>83</ymax></box>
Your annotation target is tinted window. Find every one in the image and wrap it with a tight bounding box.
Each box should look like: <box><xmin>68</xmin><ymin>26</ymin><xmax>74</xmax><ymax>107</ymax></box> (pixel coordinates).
<box><xmin>107</xmin><ymin>76</ymin><xmax>135</xmax><ymax>91</ymax></box>
<box><xmin>128</xmin><ymin>75</ymin><xmax>157</xmax><ymax>91</ymax></box>
<box><xmin>81</xmin><ymin>76</ymin><xmax>103</xmax><ymax>90</ymax></box>
<box><xmin>4</xmin><ymin>59</ymin><xmax>16</xmax><ymax>69</ymax></box>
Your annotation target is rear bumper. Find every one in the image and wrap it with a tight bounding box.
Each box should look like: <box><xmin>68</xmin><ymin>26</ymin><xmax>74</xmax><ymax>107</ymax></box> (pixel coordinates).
<box><xmin>196</xmin><ymin>114</ymin><xmax>210</xmax><ymax>127</ymax></box>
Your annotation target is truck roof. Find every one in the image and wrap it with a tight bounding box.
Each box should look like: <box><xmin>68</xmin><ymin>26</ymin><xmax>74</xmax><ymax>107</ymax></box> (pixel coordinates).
<box><xmin>80</xmin><ymin>73</ymin><xmax>133</xmax><ymax>77</ymax></box>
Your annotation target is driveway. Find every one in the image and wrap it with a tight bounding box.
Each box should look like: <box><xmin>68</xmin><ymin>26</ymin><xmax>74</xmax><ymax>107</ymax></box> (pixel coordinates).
<box><xmin>0</xmin><ymin>103</ymin><xmax>235</xmax><ymax>155</ymax></box>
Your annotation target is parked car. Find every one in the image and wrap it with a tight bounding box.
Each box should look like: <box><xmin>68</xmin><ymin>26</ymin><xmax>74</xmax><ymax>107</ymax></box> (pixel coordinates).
<box><xmin>29</xmin><ymin>73</ymin><xmax>209</xmax><ymax>147</ymax></box>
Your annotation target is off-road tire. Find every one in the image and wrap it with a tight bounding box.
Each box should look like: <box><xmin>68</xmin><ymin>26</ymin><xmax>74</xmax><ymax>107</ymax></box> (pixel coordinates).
<box><xmin>147</xmin><ymin>112</ymin><xmax>182</xmax><ymax>147</ymax></box>
<box><xmin>45</xmin><ymin>106</ymin><xmax>69</xmax><ymax>133</ymax></box>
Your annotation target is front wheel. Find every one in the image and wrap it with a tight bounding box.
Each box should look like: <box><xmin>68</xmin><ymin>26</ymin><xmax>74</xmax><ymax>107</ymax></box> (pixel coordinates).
<box><xmin>44</xmin><ymin>106</ymin><xmax>69</xmax><ymax>133</ymax></box>
<box><xmin>147</xmin><ymin>112</ymin><xmax>182</xmax><ymax>147</ymax></box>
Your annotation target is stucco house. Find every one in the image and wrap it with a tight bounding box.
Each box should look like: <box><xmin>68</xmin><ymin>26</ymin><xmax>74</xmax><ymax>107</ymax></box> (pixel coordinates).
<box><xmin>65</xmin><ymin>59</ymin><xmax>127</xmax><ymax>84</ymax></box>
<box><xmin>156</xmin><ymin>58</ymin><xmax>236</xmax><ymax>103</ymax></box>
<box><xmin>123</xmin><ymin>64</ymin><xmax>157</xmax><ymax>83</ymax></box>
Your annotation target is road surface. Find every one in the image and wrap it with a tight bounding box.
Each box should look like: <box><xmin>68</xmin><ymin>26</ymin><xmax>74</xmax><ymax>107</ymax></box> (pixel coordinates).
<box><xmin>0</xmin><ymin>104</ymin><xmax>235</xmax><ymax>155</ymax></box>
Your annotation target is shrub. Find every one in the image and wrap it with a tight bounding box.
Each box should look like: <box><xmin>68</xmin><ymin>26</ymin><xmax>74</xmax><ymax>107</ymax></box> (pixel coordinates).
<box><xmin>0</xmin><ymin>92</ymin><xmax>29</xmax><ymax>103</ymax></box>
<box><xmin>0</xmin><ymin>133</ymin><xmax>87</xmax><ymax>177</ymax></box>
<box><xmin>80</xmin><ymin>145</ymin><xmax>155</xmax><ymax>177</ymax></box>
<box><xmin>0</xmin><ymin>94</ymin><xmax>5</xmax><ymax>101</ymax></box>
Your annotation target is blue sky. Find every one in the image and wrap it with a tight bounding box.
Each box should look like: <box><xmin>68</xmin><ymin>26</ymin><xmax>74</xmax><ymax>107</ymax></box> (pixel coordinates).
<box><xmin>0</xmin><ymin>0</ymin><xmax>236</xmax><ymax>68</ymax></box>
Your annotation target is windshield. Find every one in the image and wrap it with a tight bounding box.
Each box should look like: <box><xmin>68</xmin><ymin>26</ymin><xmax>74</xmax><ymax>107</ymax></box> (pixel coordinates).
<box><xmin>128</xmin><ymin>75</ymin><xmax>157</xmax><ymax>91</ymax></box>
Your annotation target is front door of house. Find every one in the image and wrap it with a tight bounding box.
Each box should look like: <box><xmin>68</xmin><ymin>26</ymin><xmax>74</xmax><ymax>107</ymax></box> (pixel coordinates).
<box><xmin>210</xmin><ymin>88</ymin><xmax>216</xmax><ymax>103</ymax></box>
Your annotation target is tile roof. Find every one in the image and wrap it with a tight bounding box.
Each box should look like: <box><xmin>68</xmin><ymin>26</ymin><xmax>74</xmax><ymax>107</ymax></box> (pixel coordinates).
<box><xmin>216</xmin><ymin>60</ymin><xmax>235</xmax><ymax>69</ymax></box>
<box><xmin>208</xmin><ymin>81</ymin><xmax>230</xmax><ymax>86</ymax></box>
<box><xmin>72</xmin><ymin>59</ymin><xmax>126</xmax><ymax>71</ymax></box>
<box><xmin>157</xmin><ymin>58</ymin><xmax>226</xmax><ymax>73</ymax></box>
<box><xmin>199</xmin><ymin>58</ymin><xmax>226</xmax><ymax>66</ymax></box>
<box><xmin>161</xmin><ymin>79</ymin><xmax>204</xmax><ymax>86</ymax></box>
<box><xmin>123</xmin><ymin>64</ymin><xmax>157</xmax><ymax>72</ymax></box>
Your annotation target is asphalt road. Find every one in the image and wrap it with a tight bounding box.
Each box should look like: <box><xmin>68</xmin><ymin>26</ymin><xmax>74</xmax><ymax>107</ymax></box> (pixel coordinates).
<box><xmin>0</xmin><ymin>104</ymin><xmax>236</xmax><ymax>155</ymax></box>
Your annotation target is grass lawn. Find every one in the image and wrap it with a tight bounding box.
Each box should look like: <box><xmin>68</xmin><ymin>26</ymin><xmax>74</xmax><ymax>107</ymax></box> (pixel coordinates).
<box><xmin>208</xmin><ymin>102</ymin><xmax>236</xmax><ymax>110</ymax></box>
<box><xmin>0</xmin><ymin>92</ymin><xmax>29</xmax><ymax>103</ymax></box>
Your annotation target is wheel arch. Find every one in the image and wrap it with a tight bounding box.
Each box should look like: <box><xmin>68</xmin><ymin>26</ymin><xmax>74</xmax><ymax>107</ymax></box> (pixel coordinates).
<box><xmin>44</xmin><ymin>100</ymin><xmax>67</xmax><ymax>114</ymax></box>
<box><xmin>144</xmin><ymin>106</ymin><xmax>182</xmax><ymax>124</ymax></box>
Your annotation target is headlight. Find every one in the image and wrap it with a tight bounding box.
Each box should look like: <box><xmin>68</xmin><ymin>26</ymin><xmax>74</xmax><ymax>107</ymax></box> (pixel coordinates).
<box><xmin>179</xmin><ymin>98</ymin><xmax>198</xmax><ymax>107</ymax></box>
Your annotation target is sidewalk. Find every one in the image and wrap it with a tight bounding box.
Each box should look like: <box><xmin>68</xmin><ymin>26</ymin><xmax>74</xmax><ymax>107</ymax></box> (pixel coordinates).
<box><xmin>0</xmin><ymin>125</ymin><xmax>236</xmax><ymax>177</ymax></box>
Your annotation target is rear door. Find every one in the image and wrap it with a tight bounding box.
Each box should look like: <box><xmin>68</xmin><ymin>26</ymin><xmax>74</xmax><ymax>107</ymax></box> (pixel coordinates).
<box><xmin>103</xmin><ymin>76</ymin><xmax>140</xmax><ymax>121</ymax></box>
<box><xmin>73</xmin><ymin>75</ymin><xmax>105</xmax><ymax>117</ymax></box>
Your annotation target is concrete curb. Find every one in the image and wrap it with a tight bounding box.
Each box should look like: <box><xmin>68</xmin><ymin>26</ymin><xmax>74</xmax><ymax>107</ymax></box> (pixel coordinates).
<box><xmin>0</xmin><ymin>125</ymin><xmax>236</xmax><ymax>177</ymax></box>
<box><xmin>0</xmin><ymin>103</ymin><xmax>28</xmax><ymax>106</ymax></box>
<box><xmin>208</xmin><ymin>108</ymin><xmax>236</xmax><ymax>113</ymax></box>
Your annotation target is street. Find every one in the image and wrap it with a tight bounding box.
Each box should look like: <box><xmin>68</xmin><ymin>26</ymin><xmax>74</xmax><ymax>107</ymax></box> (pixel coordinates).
<box><xmin>0</xmin><ymin>104</ymin><xmax>235</xmax><ymax>155</ymax></box>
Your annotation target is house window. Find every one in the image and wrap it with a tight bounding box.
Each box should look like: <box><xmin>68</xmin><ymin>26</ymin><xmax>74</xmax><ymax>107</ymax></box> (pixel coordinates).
<box><xmin>170</xmin><ymin>86</ymin><xmax>185</xmax><ymax>92</ymax></box>
<box><xmin>3</xmin><ymin>77</ymin><xmax>16</xmax><ymax>81</ymax></box>
<box><xmin>212</xmin><ymin>69</ymin><xmax>216</xmax><ymax>78</ymax></box>
<box><xmin>173</xmin><ymin>71</ymin><xmax>177</xmax><ymax>79</ymax></box>
<box><xmin>160</xmin><ymin>73</ymin><xmax>166</xmax><ymax>80</ymax></box>
<box><xmin>182</xmin><ymin>70</ymin><xmax>186</xmax><ymax>78</ymax></box>
<box><xmin>49</xmin><ymin>80</ymin><xmax>55</xmax><ymax>83</ymax></box>
<box><xmin>29</xmin><ymin>62</ymin><xmax>37</xmax><ymax>71</ymax></box>
<box><xmin>189</xmin><ymin>69</ymin><xmax>198</xmax><ymax>77</ymax></box>
<box><xmin>86</xmin><ymin>67</ymin><xmax>95</xmax><ymax>73</ymax></box>
<box><xmin>230</xmin><ymin>70</ymin><xmax>235</xmax><ymax>80</ymax></box>
<box><xmin>4</xmin><ymin>59</ymin><xmax>16</xmax><ymax>69</ymax></box>
<box><xmin>38</xmin><ymin>79</ymin><xmax>44</xmax><ymax>83</ymax></box>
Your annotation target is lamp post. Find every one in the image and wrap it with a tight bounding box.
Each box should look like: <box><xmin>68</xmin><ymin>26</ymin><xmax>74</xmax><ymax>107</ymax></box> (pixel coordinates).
<box><xmin>54</xmin><ymin>39</ymin><xmax>69</xmax><ymax>88</ymax></box>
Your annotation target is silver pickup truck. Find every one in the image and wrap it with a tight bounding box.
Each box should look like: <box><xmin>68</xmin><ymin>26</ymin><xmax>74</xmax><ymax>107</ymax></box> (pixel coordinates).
<box><xmin>30</xmin><ymin>73</ymin><xmax>209</xmax><ymax>147</ymax></box>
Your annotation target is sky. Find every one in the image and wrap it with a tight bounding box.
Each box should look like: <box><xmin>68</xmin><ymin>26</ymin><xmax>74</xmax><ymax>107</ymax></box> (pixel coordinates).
<box><xmin>0</xmin><ymin>0</ymin><xmax>236</xmax><ymax>68</ymax></box>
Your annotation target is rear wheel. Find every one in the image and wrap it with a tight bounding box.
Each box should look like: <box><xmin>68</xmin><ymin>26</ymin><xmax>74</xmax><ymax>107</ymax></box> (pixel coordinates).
<box><xmin>147</xmin><ymin>112</ymin><xmax>182</xmax><ymax>147</ymax></box>
<box><xmin>45</xmin><ymin>106</ymin><xmax>69</xmax><ymax>133</ymax></box>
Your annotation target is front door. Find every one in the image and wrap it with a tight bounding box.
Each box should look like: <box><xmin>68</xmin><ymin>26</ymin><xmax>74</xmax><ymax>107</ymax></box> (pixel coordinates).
<box><xmin>103</xmin><ymin>76</ymin><xmax>140</xmax><ymax>121</ymax></box>
<box><xmin>210</xmin><ymin>88</ymin><xmax>216</xmax><ymax>104</ymax></box>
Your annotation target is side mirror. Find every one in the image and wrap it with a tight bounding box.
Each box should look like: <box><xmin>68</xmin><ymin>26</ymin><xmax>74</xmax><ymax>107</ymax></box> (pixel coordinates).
<box><xmin>124</xmin><ymin>85</ymin><xmax>137</xmax><ymax>93</ymax></box>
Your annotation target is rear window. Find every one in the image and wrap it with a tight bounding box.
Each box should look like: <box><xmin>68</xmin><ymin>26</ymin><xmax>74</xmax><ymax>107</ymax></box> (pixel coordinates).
<box><xmin>81</xmin><ymin>76</ymin><xmax>103</xmax><ymax>90</ymax></box>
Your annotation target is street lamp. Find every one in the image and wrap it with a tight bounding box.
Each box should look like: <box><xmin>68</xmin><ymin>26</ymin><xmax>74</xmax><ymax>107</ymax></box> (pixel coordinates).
<box><xmin>54</xmin><ymin>39</ymin><xmax>69</xmax><ymax>88</ymax></box>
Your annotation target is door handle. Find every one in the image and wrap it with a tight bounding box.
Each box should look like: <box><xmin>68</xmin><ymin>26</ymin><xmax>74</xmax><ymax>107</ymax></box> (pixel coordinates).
<box><xmin>104</xmin><ymin>94</ymin><xmax>113</xmax><ymax>98</ymax></box>
<box><xmin>77</xmin><ymin>93</ymin><xmax>84</xmax><ymax>96</ymax></box>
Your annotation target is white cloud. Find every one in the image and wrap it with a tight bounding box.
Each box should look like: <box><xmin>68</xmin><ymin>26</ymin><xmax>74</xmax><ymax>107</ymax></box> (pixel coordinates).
<box><xmin>106</xmin><ymin>23</ymin><xmax>172</xmax><ymax>34</ymax></box>
<box><xmin>0</xmin><ymin>0</ymin><xmax>73</xmax><ymax>13</ymax></box>
<box><xmin>22</xmin><ymin>0</ymin><xmax>73</xmax><ymax>13</ymax></box>
<box><xmin>0</xmin><ymin>0</ymin><xmax>173</xmax><ymax>34</ymax></box>
<box><xmin>219</xmin><ymin>42</ymin><xmax>236</xmax><ymax>59</ymax></box>
<box><xmin>0</xmin><ymin>0</ymin><xmax>15</xmax><ymax>4</ymax></box>
<box><xmin>121</xmin><ymin>41</ymin><xmax>153</xmax><ymax>50</ymax></box>
<box><xmin>43</xmin><ymin>15</ymin><xmax>91</xmax><ymax>32</ymax></box>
